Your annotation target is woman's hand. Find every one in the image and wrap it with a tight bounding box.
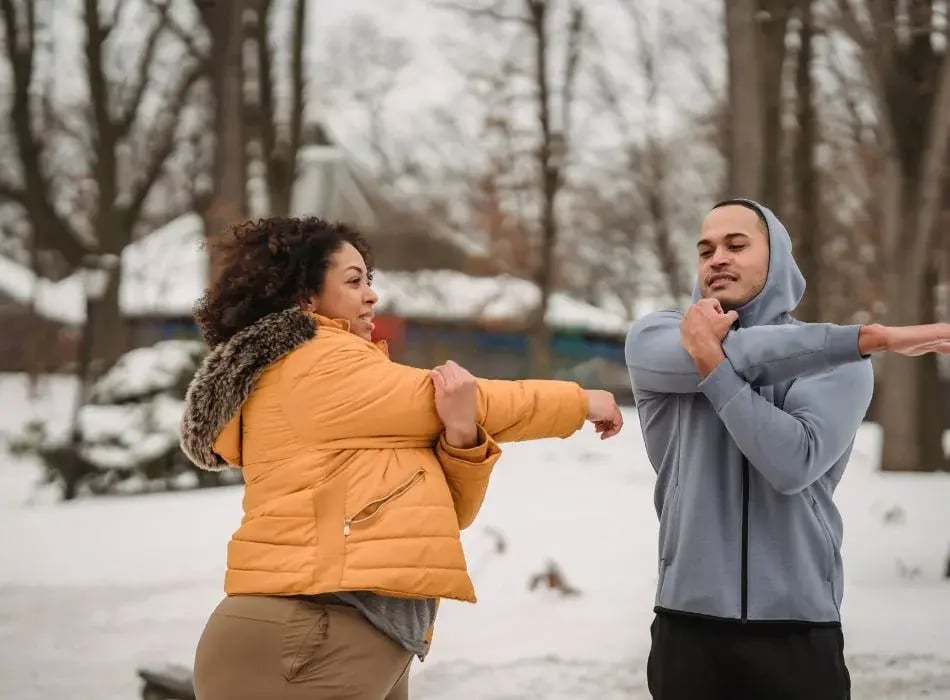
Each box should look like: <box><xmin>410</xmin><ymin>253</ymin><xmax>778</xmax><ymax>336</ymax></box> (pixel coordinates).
<box><xmin>584</xmin><ymin>389</ymin><xmax>624</xmax><ymax>440</ymax></box>
<box><xmin>430</xmin><ymin>360</ymin><xmax>479</xmax><ymax>448</ymax></box>
<box><xmin>859</xmin><ymin>322</ymin><xmax>950</xmax><ymax>356</ymax></box>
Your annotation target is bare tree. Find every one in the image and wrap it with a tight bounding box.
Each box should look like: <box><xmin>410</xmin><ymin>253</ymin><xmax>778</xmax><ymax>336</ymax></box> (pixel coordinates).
<box><xmin>320</xmin><ymin>14</ymin><xmax>414</xmax><ymax>188</ymax></box>
<box><xmin>834</xmin><ymin>0</ymin><xmax>950</xmax><ymax>471</ymax></box>
<box><xmin>723</xmin><ymin>0</ymin><xmax>792</xmax><ymax>210</ymax></box>
<box><xmin>246</xmin><ymin>0</ymin><xmax>309</xmax><ymax>216</ymax></box>
<box><xmin>0</xmin><ymin>0</ymin><xmax>207</xmax><ymax>364</ymax></box>
<box><xmin>435</xmin><ymin>0</ymin><xmax>585</xmax><ymax>377</ymax></box>
<box><xmin>597</xmin><ymin>1</ymin><xmax>691</xmax><ymax>303</ymax></box>
<box><xmin>195</xmin><ymin>0</ymin><xmax>247</xmax><ymax>273</ymax></box>
<box><xmin>789</xmin><ymin>0</ymin><xmax>821</xmax><ymax>320</ymax></box>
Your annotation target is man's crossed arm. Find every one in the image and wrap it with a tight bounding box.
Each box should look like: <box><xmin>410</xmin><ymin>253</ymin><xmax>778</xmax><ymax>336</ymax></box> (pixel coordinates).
<box><xmin>627</xmin><ymin>301</ymin><xmax>950</xmax><ymax>493</ymax></box>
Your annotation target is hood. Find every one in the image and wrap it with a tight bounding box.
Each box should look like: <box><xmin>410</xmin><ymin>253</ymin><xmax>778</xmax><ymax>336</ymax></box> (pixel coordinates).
<box><xmin>179</xmin><ymin>307</ymin><xmax>317</xmax><ymax>470</ymax></box>
<box><xmin>691</xmin><ymin>199</ymin><xmax>806</xmax><ymax>326</ymax></box>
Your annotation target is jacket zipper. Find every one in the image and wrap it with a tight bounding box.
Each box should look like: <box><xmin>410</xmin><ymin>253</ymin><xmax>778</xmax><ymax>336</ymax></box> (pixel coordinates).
<box><xmin>343</xmin><ymin>469</ymin><xmax>425</xmax><ymax>536</ymax></box>
<box><xmin>740</xmin><ymin>457</ymin><xmax>750</xmax><ymax>622</ymax></box>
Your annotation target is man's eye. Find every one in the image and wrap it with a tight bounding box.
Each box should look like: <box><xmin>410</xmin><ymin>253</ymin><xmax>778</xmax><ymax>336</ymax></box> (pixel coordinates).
<box><xmin>699</xmin><ymin>250</ymin><xmax>712</xmax><ymax>259</ymax></box>
<box><xmin>729</xmin><ymin>245</ymin><xmax>746</xmax><ymax>252</ymax></box>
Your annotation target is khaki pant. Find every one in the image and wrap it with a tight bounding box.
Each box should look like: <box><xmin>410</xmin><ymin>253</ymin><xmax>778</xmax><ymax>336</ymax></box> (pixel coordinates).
<box><xmin>194</xmin><ymin>595</ymin><xmax>414</xmax><ymax>700</ymax></box>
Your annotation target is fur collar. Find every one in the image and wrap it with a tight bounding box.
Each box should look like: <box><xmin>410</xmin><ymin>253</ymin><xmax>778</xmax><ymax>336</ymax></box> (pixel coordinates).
<box><xmin>179</xmin><ymin>307</ymin><xmax>317</xmax><ymax>470</ymax></box>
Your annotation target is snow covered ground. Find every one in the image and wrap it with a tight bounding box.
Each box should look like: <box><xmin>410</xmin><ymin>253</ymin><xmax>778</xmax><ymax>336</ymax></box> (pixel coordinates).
<box><xmin>2</xmin><ymin>381</ymin><xmax>950</xmax><ymax>699</ymax></box>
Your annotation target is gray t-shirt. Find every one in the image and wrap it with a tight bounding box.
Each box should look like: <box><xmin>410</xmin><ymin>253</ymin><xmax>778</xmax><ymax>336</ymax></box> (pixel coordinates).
<box><xmin>309</xmin><ymin>591</ymin><xmax>437</xmax><ymax>659</ymax></box>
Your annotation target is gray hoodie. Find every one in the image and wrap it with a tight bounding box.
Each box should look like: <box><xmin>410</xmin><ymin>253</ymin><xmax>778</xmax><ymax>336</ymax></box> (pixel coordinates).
<box><xmin>625</xmin><ymin>200</ymin><xmax>874</xmax><ymax>624</ymax></box>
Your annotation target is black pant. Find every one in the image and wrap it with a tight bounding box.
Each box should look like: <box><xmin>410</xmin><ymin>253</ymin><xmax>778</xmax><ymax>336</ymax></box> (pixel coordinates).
<box><xmin>647</xmin><ymin>612</ymin><xmax>851</xmax><ymax>700</ymax></box>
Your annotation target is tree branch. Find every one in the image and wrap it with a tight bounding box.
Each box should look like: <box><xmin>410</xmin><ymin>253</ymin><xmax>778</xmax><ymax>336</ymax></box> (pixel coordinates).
<box><xmin>288</xmin><ymin>0</ymin><xmax>306</xmax><ymax>175</ymax></box>
<box><xmin>115</xmin><ymin>0</ymin><xmax>172</xmax><ymax>138</ymax></box>
<box><xmin>103</xmin><ymin>0</ymin><xmax>131</xmax><ymax>38</ymax></box>
<box><xmin>83</xmin><ymin>0</ymin><xmax>120</xmax><ymax>247</ymax></box>
<box><xmin>824</xmin><ymin>35</ymin><xmax>867</xmax><ymax>148</ymax></box>
<box><xmin>154</xmin><ymin>0</ymin><xmax>208</xmax><ymax>63</ymax></box>
<box><xmin>122</xmin><ymin>61</ymin><xmax>205</xmax><ymax>228</ymax></box>
<box><xmin>1</xmin><ymin>0</ymin><xmax>88</xmax><ymax>266</ymax></box>
<box><xmin>430</xmin><ymin>0</ymin><xmax>531</xmax><ymax>25</ymax></box>
<box><xmin>832</xmin><ymin>0</ymin><xmax>897</xmax><ymax>157</ymax></box>
<box><xmin>0</xmin><ymin>176</ymin><xmax>27</xmax><ymax>205</ymax></box>
<box><xmin>254</xmin><ymin>0</ymin><xmax>276</xmax><ymax>177</ymax></box>
<box><xmin>560</xmin><ymin>3</ymin><xmax>583</xmax><ymax>137</ymax></box>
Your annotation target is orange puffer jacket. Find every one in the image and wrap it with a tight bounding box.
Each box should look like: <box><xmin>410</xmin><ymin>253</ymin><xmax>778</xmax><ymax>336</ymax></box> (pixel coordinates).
<box><xmin>180</xmin><ymin>309</ymin><xmax>588</xmax><ymax>603</ymax></box>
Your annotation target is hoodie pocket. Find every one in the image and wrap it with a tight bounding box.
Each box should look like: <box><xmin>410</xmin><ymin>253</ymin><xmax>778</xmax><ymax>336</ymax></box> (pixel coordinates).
<box><xmin>659</xmin><ymin>485</ymin><xmax>682</xmax><ymax>565</ymax></box>
<box><xmin>810</xmin><ymin>497</ymin><xmax>835</xmax><ymax>584</ymax></box>
<box><xmin>344</xmin><ymin>469</ymin><xmax>426</xmax><ymax>537</ymax></box>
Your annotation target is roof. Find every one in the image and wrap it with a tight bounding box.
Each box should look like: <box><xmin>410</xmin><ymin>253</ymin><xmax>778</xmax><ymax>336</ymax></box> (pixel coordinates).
<box><xmin>0</xmin><ymin>212</ymin><xmax>646</xmax><ymax>336</ymax></box>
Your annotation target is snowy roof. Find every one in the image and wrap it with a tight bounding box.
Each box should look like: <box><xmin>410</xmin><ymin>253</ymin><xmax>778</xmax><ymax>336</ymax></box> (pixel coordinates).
<box><xmin>372</xmin><ymin>270</ymin><xmax>635</xmax><ymax>335</ymax></box>
<box><xmin>0</xmin><ymin>255</ymin><xmax>85</xmax><ymax>325</ymax></box>
<box><xmin>0</xmin><ymin>212</ymin><xmax>650</xmax><ymax>336</ymax></box>
<box><xmin>0</xmin><ymin>214</ymin><xmax>208</xmax><ymax>324</ymax></box>
<box><xmin>119</xmin><ymin>213</ymin><xmax>207</xmax><ymax>319</ymax></box>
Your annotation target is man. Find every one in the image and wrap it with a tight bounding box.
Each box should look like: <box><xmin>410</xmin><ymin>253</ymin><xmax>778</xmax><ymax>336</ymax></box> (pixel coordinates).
<box><xmin>625</xmin><ymin>198</ymin><xmax>950</xmax><ymax>700</ymax></box>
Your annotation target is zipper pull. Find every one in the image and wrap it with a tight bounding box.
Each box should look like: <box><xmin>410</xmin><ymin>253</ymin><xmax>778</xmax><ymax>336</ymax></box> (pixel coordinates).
<box><xmin>343</xmin><ymin>520</ymin><xmax>351</xmax><ymax>537</ymax></box>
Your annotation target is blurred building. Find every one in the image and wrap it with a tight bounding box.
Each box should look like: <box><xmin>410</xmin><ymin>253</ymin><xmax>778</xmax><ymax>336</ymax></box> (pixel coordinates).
<box><xmin>0</xmin><ymin>143</ymin><xmax>639</xmax><ymax>399</ymax></box>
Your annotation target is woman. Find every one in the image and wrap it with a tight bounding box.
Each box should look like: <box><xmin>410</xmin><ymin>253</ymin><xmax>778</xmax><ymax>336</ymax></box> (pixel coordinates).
<box><xmin>180</xmin><ymin>216</ymin><xmax>623</xmax><ymax>700</ymax></box>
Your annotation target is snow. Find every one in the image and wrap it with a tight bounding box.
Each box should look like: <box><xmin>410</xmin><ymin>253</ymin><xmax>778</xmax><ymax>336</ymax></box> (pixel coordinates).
<box><xmin>119</xmin><ymin>214</ymin><xmax>208</xmax><ymax>321</ymax></box>
<box><xmin>88</xmin><ymin>339</ymin><xmax>205</xmax><ymax>404</ymax></box>
<box><xmin>1</xmin><ymin>403</ymin><xmax>949</xmax><ymax>699</ymax></box>
<box><xmin>373</xmin><ymin>270</ymin><xmax>638</xmax><ymax>335</ymax></box>
<box><xmin>0</xmin><ymin>255</ymin><xmax>85</xmax><ymax>325</ymax></box>
<box><xmin>0</xmin><ymin>375</ymin><xmax>78</xmax><ymax>447</ymax></box>
<box><xmin>78</xmin><ymin>341</ymin><xmax>203</xmax><ymax>476</ymax></box>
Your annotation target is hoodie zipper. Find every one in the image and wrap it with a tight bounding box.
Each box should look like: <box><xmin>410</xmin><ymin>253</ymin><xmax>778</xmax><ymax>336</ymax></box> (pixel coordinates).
<box><xmin>343</xmin><ymin>470</ymin><xmax>425</xmax><ymax>536</ymax></box>
<box><xmin>740</xmin><ymin>457</ymin><xmax>750</xmax><ymax>622</ymax></box>
<box><xmin>733</xmin><ymin>315</ymin><xmax>750</xmax><ymax>623</ymax></box>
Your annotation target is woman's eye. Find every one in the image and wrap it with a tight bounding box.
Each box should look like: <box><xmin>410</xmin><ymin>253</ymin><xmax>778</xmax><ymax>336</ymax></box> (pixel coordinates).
<box><xmin>348</xmin><ymin>278</ymin><xmax>361</xmax><ymax>285</ymax></box>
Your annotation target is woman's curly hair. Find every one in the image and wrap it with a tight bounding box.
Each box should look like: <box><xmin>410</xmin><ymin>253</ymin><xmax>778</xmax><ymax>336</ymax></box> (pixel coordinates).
<box><xmin>193</xmin><ymin>217</ymin><xmax>374</xmax><ymax>348</ymax></box>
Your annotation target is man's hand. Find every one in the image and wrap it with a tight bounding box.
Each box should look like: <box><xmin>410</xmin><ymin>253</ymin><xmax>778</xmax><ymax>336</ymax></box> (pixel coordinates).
<box><xmin>680</xmin><ymin>299</ymin><xmax>739</xmax><ymax>377</ymax></box>
<box><xmin>430</xmin><ymin>360</ymin><xmax>479</xmax><ymax>448</ymax></box>
<box><xmin>859</xmin><ymin>322</ymin><xmax>950</xmax><ymax>356</ymax></box>
<box><xmin>584</xmin><ymin>389</ymin><xmax>624</xmax><ymax>439</ymax></box>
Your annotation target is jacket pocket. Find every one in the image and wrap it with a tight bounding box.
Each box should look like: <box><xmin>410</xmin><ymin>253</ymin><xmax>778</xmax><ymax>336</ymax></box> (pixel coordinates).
<box><xmin>810</xmin><ymin>497</ymin><xmax>835</xmax><ymax>584</ymax></box>
<box><xmin>344</xmin><ymin>469</ymin><xmax>426</xmax><ymax>537</ymax></box>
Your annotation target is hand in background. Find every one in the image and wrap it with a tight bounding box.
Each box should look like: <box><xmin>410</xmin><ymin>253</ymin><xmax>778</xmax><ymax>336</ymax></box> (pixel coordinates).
<box><xmin>584</xmin><ymin>389</ymin><xmax>624</xmax><ymax>439</ymax></box>
<box><xmin>859</xmin><ymin>323</ymin><xmax>950</xmax><ymax>356</ymax></box>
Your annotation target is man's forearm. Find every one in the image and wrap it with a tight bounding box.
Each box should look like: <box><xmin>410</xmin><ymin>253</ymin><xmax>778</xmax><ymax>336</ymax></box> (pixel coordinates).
<box><xmin>698</xmin><ymin>358</ymin><xmax>874</xmax><ymax>494</ymax></box>
<box><xmin>628</xmin><ymin>312</ymin><xmax>869</xmax><ymax>395</ymax></box>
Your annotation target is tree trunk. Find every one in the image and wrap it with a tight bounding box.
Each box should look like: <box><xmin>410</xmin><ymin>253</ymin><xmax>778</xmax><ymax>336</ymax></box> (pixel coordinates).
<box><xmin>724</xmin><ymin>0</ymin><xmax>765</xmax><ymax>199</ymax></box>
<box><xmin>879</xmin><ymin>184</ymin><xmax>948</xmax><ymax>472</ymax></box>
<box><xmin>792</xmin><ymin>0</ymin><xmax>820</xmax><ymax>321</ymax></box>
<box><xmin>529</xmin><ymin>0</ymin><xmax>556</xmax><ymax>379</ymax></box>
<box><xmin>200</xmin><ymin>0</ymin><xmax>248</xmax><ymax>275</ymax></box>
<box><xmin>88</xmin><ymin>271</ymin><xmax>127</xmax><ymax>375</ymax></box>
<box><xmin>918</xmin><ymin>261</ymin><xmax>946</xmax><ymax>467</ymax></box>
<box><xmin>758</xmin><ymin>0</ymin><xmax>789</xmax><ymax>213</ymax></box>
<box><xmin>262</xmin><ymin>0</ymin><xmax>306</xmax><ymax>217</ymax></box>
